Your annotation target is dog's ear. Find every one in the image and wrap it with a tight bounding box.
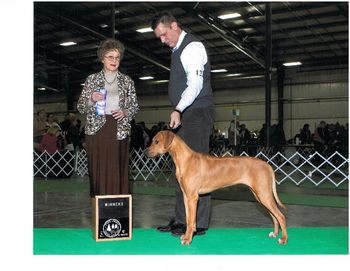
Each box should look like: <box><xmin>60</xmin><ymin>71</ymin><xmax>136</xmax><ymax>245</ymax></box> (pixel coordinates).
<box><xmin>163</xmin><ymin>130</ymin><xmax>175</xmax><ymax>149</ymax></box>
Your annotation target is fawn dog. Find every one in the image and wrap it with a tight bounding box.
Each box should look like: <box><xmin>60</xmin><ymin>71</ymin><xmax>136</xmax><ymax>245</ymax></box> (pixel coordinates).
<box><xmin>147</xmin><ymin>130</ymin><xmax>288</xmax><ymax>245</ymax></box>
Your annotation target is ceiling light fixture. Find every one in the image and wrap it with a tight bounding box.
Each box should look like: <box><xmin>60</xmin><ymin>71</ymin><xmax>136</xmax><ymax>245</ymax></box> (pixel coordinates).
<box><xmin>233</xmin><ymin>20</ymin><xmax>246</xmax><ymax>25</ymax></box>
<box><xmin>218</xmin><ymin>13</ymin><xmax>241</xmax><ymax>20</ymax></box>
<box><xmin>211</xmin><ymin>69</ymin><xmax>228</xmax><ymax>73</ymax></box>
<box><xmin>226</xmin><ymin>73</ymin><xmax>242</xmax><ymax>77</ymax></box>
<box><xmin>59</xmin><ymin>41</ymin><xmax>77</xmax><ymax>46</ymax></box>
<box><xmin>139</xmin><ymin>76</ymin><xmax>154</xmax><ymax>80</ymax></box>
<box><xmin>283</xmin><ymin>61</ymin><xmax>302</xmax><ymax>67</ymax></box>
<box><xmin>241</xmin><ymin>28</ymin><xmax>254</xmax><ymax>33</ymax></box>
<box><xmin>243</xmin><ymin>75</ymin><xmax>264</xmax><ymax>79</ymax></box>
<box><xmin>155</xmin><ymin>80</ymin><xmax>169</xmax><ymax>83</ymax></box>
<box><xmin>136</xmin><ymin>27</ymin><xmax>153</xmax><ymax>33</ymax></box>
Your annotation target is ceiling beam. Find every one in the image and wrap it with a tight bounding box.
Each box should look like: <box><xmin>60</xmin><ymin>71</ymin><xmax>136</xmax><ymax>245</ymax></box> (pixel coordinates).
<box><xmin>182</xmin><ymin>6</ymin><xmax>266</xmax><ymax>69</ymax></box>
<box><xmin>36</xmin><ymin>5</ymin><xmax>170</xmax><ymax>72</ymax></box>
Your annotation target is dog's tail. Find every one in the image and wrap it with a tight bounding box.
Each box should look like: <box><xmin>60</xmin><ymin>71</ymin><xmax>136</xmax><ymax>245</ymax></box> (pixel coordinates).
<box><xmin>272</xmin><ymin>177</ymin><xmax>287</xmax><ymax>211</ymax></box>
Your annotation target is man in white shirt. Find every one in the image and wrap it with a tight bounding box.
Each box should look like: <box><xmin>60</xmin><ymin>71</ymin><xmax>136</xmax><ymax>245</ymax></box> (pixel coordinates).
<box><xmin>152</xmin><ymin>12</ymin><xmax>214</xmax><ymax>237</ymax></box>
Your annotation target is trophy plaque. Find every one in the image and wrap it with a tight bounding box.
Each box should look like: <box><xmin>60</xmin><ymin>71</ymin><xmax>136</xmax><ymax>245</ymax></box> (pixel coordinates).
<box><xmin>92</xmin><ymin>195</ymin><xmax>132</xmax><ymax>241</ymax></box>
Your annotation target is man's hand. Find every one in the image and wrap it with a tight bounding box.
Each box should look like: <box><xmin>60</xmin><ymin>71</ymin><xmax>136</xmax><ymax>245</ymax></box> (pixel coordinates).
<box><xmin>170</xmin><ymin>110</ymin><xmax>181</xmax><ymax>129</ymax></box>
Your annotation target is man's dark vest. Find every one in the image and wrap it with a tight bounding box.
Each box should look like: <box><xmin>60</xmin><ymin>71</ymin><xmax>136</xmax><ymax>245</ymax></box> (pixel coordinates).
<box><xmin>168</xmin><ymin>33</ymin><xmax>213</xmax><ymax>111</ymax></box>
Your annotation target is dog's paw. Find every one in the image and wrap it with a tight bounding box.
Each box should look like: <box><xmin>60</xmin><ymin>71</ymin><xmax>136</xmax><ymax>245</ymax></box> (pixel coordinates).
<box><xmin>278</xmin><ymin>238</ymin><xmax>288</xmax><ymax>245</ymax></box>
<box><xmin>180</xmin><ymin>235</ymin><xmax>192</xmax><ymax>245</ymax></box>
<box><xmin>268</xmin><ymin>232</ymin><xmax>277</xmax><ymax>238</ymax></box>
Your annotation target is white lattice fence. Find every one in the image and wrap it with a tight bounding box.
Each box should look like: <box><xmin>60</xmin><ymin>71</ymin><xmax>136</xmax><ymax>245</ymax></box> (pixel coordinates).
<box><xmin>33</xmin><ymin>148</ymin><xmax>348</xmax><ymax>187</ymax></box>
<box><xmin>129</xmin><ymin>148</ymin><xmax>174</xmax><ymax>181</ymax></box>
<box><xmin>240</xmin><ymin>151</ymin><xmax>348</xmax><ymax>187</ymax></box>
<box><xmin>76</xmin><ymin>149</ymin><xmax>88</xmax><ymax>177</ymax></box>
<box><xmin>33</xmin><ymin>150</ymin><xmax>75</xmax><ymax>178</ymax></box>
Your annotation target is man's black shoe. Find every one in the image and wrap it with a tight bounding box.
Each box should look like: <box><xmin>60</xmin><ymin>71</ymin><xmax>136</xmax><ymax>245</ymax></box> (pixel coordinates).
<box><xmin>156</xmin><ymin>218</ymin><xmax>184</xmax><ymax>232</ymax></box>
<box><xmin>171</xmin><ymin>226</ymin><xmax>207</xmax><ymax>236</ymax></box>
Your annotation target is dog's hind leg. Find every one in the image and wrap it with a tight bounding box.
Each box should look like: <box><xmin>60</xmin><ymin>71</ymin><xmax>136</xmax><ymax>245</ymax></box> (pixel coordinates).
<box><xmin>268</xmin><ymin>215</ymin><xmax>279</xmax><ymax>238</ymax></box>
<box><xmin>249</xmin><ymin>188</ymin><xmax>280</xmax><ymax>239</ymax></box>
<box><xmin>258</xmin><ymin>196</ymin><xmax>288</xmax><ymax>245</ymax></box>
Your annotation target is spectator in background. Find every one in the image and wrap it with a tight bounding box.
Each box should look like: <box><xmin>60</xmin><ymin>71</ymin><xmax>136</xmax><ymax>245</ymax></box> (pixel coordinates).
<box><xmin>312</xmin><ymin>120</ymin><xmax>329</xmax><ymax>166</ymax></box>
<box><xmin>313</xmin><ymin>121</ymin><xmax>329</xmax><ymax>155</ymax></box>
<box><xmin>333</xmin><ymin>122</ymin><xmax>348</xmax><ymax>163</ymax></box>
<box><xmin>158</xmin><ymin>121</ymin><xmax>168</xmax><ymax>131</ymax></box>
<box><xmin>75</xmin><ymin>119</ymin><xmax>85</xmax><ymax>150</ymax></box>
<box><xmin>130</xmin><ymin>120</ymin><xmax>144</xmax><ymax>150</ymax></box>
<box><xmin>270</xmin><ymin>123</ymin><xmax>286</xmax><ymax>154</ymax></box>
<box><xmin>299</xmin><ymin>123</ymin><xmax>312</xmax><ymax>144</ymax></box>
<box><xmin>37</xmin><ymin>126</ymin><xmax>62</xmax><ymax>154</ymax></box>
<box><xmin>139</xmin><ymin>121</ymin><xmax>151</xmax><ymax>137</ymax></box>
<box><xmin>148</xmin><ymin>122</ymin><xmax>169</xmax><ymax>142</ymax></box>
<box><xmin>343</xmin><ymin>123</ymin><xmax>349</xmax><ymax>157</ymax></box>
<box><xmin>59</xmin><ymin>113</ymin><xmax>76</xmax><ymax>136</ymax></box>
<box><xmin>239</xmin><ymin>123</ymin><xmax>251</xmax><ymax>145</ymax></box>
<box><xmin>150</xmin><ymin>124</ymin><xmax>160</xmax><ymax>141</ymax></box>
<box><xmin>228</xmin><ymin>120</ymin><xmax>240</xmax><ymax>148</ymax></box>
<box><xmin>327</xmin><ymin>122</ymin><xmax>347</xmax><ymax>160</ymax></box>
<box><xmin>138</xmin><ymin>122</ymin><xmax>151</xmax><ymax>148</ymax></box>
<box><xmin>46</xmin><ymin>113</ymin><xmax>61</xmax><ymax>131</ymax></box>
<box><xmin>327</xmin><ymin>123</ymin><xmax>338</xmax><ymax>153</ymax></box>
<box><xmin>79</xmin><ymin>121</ymin><xmax>86</xmax><ymax>150</ymax></box>
<box><xmin>36</xmin><ymin>126</ymin><xmax>66</xmax><ymax>178</ymax></box>
<box><xmin>258</xmin><ymin>123</ymin><xmax>267</xmax><ymax>145</ymax></box>
<box><xmin>34</xmin><ymin>109</ymin><xmax>47</xmax><ymax>143</ymax></box>
<box><xmin>66</xmin><ymin>118</ymin><xmax>81</xmax><ymax>151</ymax></box>
<box><xmin>238</xmin><ymin>123</ymin><xmax>251</xmax><ymax>154</ymax></box>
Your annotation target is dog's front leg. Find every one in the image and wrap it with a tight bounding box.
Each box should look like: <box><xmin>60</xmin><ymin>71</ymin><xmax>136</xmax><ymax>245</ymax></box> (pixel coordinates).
<box><xmin>181</xmin><ymin>193</ymin><xmax>198</xmax><ymax>245</ymax></box>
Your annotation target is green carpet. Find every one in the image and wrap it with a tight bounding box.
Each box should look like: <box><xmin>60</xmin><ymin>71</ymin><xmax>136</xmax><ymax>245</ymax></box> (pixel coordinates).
<box><xmin>34</xmin><ymin>179</ymin><xmax>89</xmax><ymax>193</ymax></box>
<box><xmin>33</xmin><ymin>179</ymin><xmax>348</xmax><ymax>208</ymax></box>
<box><xmin>279</xmin><ymin>193</ymin><xmax>348</xmax><ymax>208</ymax></box>
<box><xmin>33</xmin><ymin>227</ymin><xmax>348</xmax><ymax>255</ymax></box>
<box><xmin>33</xmin><ymin>179</ymin><xmax>348</xmax><ymax>193</ymax></box>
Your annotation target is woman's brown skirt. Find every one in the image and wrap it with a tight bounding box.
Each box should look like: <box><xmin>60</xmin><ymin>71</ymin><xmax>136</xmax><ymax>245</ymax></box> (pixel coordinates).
<box><xmin>85</xmin><ymin>115</ymin><xmax>129</xmax><ymax>197</ymax></box>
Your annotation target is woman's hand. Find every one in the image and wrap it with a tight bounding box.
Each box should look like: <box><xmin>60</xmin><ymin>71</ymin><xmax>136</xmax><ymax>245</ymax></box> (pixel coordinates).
<box><xmin>111</xmin><ymin>109</ymin><xmax>127</xmax><ymax>121</ymax></box>
<box><xmin>91</xmin><ymin>92</ymin><xmax>104</xmax><ymax>102</ymax></box>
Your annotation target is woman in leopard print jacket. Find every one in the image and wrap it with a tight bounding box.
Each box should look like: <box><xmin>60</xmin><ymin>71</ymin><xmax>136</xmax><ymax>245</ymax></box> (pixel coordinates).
<box><xmin>77</xmin><ymin>39</ymin><xmax>139</xmax><ymax>196</ymax></box>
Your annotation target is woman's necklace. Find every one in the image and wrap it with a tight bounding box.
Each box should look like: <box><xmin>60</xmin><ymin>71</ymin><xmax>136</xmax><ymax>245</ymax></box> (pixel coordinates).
<box><xmin>103</xmin><ymin>71</ymin><xmax>118</xmax><ymax>85</ymax></box>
